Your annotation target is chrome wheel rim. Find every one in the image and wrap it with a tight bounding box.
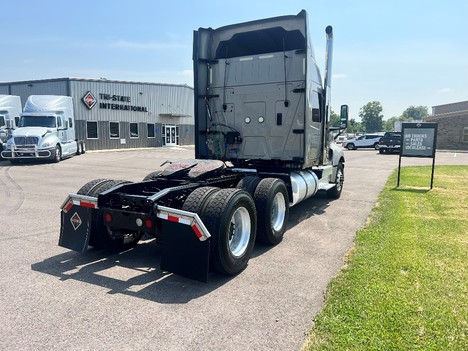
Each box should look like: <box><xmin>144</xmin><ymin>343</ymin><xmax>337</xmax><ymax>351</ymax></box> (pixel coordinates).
<box><xmin>271</xmin><ymin>192</ymin><xmax>286</xmax><ymax>232</ymax></box>
<box><xmin>55</xmin><ymin>146</ymin><xmax>61</xmax><ymax>161</ymax></box>
<box><xmin>336</xmin><ymin>168</ymin><xmax>344</xmax><ymax>192</ymax></box>
<box><xmin>228</xmin><ymin>207</ymin><xmax>251</xmax><ymax>257</ymax></box>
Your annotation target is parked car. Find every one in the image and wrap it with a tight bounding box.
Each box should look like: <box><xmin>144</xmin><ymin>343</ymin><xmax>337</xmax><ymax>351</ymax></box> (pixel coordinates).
<box><xmin>343</xmin><ymin>134</ymin><xmax>382</xmax><ymax>150</ymax></box>
<box><xmin>378</xmin><ymin>132</ymin><xmax>401</xmax><ymax>154</ymax></box>
<box><xmin>335</xmin><ymin>135</ymin><xmax>348</xmax><ymax>145</ymax></box>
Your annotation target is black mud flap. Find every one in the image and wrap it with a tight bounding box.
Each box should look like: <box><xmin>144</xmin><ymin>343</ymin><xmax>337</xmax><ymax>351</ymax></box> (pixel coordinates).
<box><xmin>59</xmin><ymin>205</ymin><xmax>93</xmax><ymax>253</ymax></box>
<box><xmin>160</xmin><ymin>220</ymin><xmax>210</xmax><ymax>282</ymax></box>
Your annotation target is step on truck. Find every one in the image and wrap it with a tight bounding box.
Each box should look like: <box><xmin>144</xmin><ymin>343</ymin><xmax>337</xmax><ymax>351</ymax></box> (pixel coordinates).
<box><xmin>0</xmin><ymin>95</ymin><xmax>22</xmax><ymax>160</ymax></box>
<box><xmin>1</xmin><ymin>95</ymin><xmax>86</xmax><ymax>163</ymax></box>
<box><xmin>59</xmin><ymin>10</ymin><xmax>349</xmax><ymax>282</ymax></box>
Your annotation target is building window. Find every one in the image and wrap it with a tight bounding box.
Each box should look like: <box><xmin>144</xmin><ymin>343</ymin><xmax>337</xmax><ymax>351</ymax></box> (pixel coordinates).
<box><xmin>463</xmin><ymin>127</ymin><xmax>468</xmax><ymax>143</ymax></box>
<box><xmin>162</xmin><ymin>125</ymin><xmax>166</xmax><ymax>144</ymax></box>
<box><xmin>110</xmin><ymin>122</ymin><xmax>120</xmax><ymax>139</ymax></box>
<box><xmin>147</xmin><ymin>123</ymin><xmax>155</xmax><ymax>138</ymax></box>
<box><xmin>130</xmin><ymin>123</ymin><xmax>139</xmax><ymax>138</ymax></box>
<box><xmin>86</xmin><ymin>121</ymin><xmax>98</xmax><ymax>139</ymax></box>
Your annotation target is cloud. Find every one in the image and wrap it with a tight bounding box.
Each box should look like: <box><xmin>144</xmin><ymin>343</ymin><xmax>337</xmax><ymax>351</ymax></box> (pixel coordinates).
<box><xmin>437</xmin><ymin>88</ymin><xmax>454</xmax><ymax>93</ymax></box>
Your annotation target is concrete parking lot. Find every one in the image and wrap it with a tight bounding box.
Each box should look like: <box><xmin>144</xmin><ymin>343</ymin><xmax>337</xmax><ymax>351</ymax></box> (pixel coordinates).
<box><xmin>0</xmin><ymin>147</ymin><xmax>467</xmax><ymax>351</ymax></box>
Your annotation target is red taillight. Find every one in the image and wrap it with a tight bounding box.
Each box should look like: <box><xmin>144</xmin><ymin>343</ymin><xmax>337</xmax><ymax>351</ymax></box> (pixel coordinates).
<box><xmin>104</xmin><ymin>213</ymin><xmax>112</xmax><ymax>223</ymax></box>
<box><xmin>145</xmin><ymin>219</ymin><xmax>153</xmax><ymax>228</ymax></box>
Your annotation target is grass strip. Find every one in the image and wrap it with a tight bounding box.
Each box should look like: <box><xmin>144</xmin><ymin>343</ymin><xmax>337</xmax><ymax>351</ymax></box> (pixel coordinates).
<box><xmin>302</xmin><ymin>166</ymin><xmax>468</xmax><ymax>351</ymax></box>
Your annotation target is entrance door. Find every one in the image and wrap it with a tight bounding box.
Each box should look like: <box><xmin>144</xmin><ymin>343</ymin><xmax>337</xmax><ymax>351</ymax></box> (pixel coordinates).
<box><xmin>165</xmin><ymin>125</ymin><xmax>177</xmax><ymax>146</ymax></box>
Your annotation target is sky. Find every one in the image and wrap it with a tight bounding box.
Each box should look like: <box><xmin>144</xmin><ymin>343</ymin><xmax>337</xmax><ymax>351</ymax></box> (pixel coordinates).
<box><xmin>1</xmin><ymin>0</ymin><xmax>467</xmax><ymax>120</ymax></box>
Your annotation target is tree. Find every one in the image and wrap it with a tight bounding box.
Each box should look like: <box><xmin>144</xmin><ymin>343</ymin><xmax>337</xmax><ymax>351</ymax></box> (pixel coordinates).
<box><xmin>347</xmin><ymin>119</ymin><xmax>363</xmax><ymax>133</ymax></box>
<box><xmin>383</xmin><ymin>116</ymin><xmax>400</xmax><ymax>131</ymax></box>
<box><xmin>359</xmin><ymin>101</ymin><xmax>383</xmax><ymax>132</ymax></box>
<box><xmin>329</xmin><ymin>109</ymin><xmax>340</xmax><ymax>127</ymax></box>
<box><xmin>401</xmin><ymin>105</ymin><xmax>429</xmax><ymax>120</ymax></box>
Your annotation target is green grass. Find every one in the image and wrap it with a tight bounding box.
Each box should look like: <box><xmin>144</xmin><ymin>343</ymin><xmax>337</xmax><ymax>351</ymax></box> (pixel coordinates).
<box><xmin>302</xmin><ymin>166</ymin><xmax>468</xmax><ymax>351</ymax></box>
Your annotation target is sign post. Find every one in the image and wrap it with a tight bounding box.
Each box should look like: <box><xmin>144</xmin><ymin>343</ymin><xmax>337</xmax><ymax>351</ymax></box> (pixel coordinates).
<box><xmin>398</xmin><ymin>123</ymin><xmax>438</xmax><ymax>189</ymax></box>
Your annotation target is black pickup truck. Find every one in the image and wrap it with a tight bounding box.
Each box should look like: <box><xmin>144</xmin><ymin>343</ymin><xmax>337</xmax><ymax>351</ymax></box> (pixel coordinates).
<box><xmin>378</xmin><ymin>132</ymin><xmax>401</xmax><ymax>154</ymax></box>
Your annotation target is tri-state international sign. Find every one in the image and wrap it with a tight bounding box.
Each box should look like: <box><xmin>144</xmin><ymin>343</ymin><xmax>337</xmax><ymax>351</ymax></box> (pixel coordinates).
<box><xmin>401</xmin><ymin>123</ymin><xmax>438</xmax><ymax>158</ymax></box>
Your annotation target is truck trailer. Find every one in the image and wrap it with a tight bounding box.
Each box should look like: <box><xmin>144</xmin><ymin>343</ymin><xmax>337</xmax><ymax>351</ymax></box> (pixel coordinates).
<box><xmin>1</xmin><ymin>95</ymin><xmax>86</xmax><ymax>163</ymax></box>
<box><xmin>0</xmin><ymin>95</ymin><xmax>22</xmax><ymax>159</ymax></box>
<box><xmin>58</xmin><ymin>10</ymin><xmax>348</xmax><ymax>281</ymax></box>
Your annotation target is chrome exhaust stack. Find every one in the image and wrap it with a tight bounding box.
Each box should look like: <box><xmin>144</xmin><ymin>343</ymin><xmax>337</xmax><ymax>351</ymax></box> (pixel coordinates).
<box><xmin>321</xmin><ymin>25</ymin><xmax>334</xmax><ymax>164</ymax></box>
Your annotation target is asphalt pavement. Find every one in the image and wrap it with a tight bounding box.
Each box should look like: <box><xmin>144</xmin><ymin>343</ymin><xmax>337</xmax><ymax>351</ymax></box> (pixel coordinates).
<box><xmin>0</xmin><ymin>147</ymin><xmax>466</xmax><ymax>350</ymax></box>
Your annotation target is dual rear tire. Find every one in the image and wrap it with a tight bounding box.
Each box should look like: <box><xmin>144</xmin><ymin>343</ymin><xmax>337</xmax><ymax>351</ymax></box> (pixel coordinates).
<box><xmin>182</xmin><ymin>177</ymin><xmax>290</xmax><ymax>276</ymax></box>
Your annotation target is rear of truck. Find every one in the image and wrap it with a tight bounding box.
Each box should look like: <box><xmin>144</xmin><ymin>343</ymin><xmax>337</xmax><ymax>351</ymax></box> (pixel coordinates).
<box><xmin>59</xmin><ymin>10</ymin><xmax>346</xmax><ymax>282</ymax></box>
<box><xmin>193</xmin><ymin>10</ymin><xmax>331</xmax><ymax>169</ymax></box>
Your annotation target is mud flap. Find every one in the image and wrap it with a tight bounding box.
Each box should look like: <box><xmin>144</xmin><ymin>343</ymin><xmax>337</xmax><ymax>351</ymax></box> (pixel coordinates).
<box><xmin>59</xmin><ymin>205</ymin><xmax>92</xmax><ymax>253</ymax></box>
<box><xmin>160</xmin><ymin>220</ymin><xmax>210</xmax><ymax>282</ymax></box>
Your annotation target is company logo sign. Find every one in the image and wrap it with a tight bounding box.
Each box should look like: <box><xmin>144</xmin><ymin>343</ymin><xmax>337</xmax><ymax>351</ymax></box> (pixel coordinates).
<box><xmin>82</xmin><ymin>91</ymin><xmax>97</xmax><ymax>109</ymax></box>
<box><xmin>70</xmin><ymin>212</ymin><xmax>82</xmax><ymax>230</ymax></box>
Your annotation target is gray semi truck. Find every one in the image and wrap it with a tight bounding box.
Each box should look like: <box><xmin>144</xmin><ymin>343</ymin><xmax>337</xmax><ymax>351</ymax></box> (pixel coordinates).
<box><xmin>58</xmin><ymin>10</ymin><xmax>348</xmax><ymax>281</ymax></box>
<box><xmin>1</xmin><ymin>95</ymin><xmax>86</xmax><ymax>163</ymax></box>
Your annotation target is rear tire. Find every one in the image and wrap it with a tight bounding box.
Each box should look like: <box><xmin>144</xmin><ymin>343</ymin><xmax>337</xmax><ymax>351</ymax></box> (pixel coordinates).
<box><xmin>379</xmin><ymin>149</ymin><xmax>384</xmax><ymax>154</ymax></box>
<box><xmin>182</xmin><ymin>187</ymin><xmax>220</xmax><ymax>213</ymax></box>
<box><xmin>76</xmin><ymin>141</ymin><xmax>82</xmax><ymax>155</ymax></box>
<box><xmin>253</xmin><ymin>178</ymin><xmax>289</xmax><ymax>245</ymax></box>
<box><xmin>236</xmin><ymin>175</ymin><xmax>261</xmax><ymax>196</ymax></box>
<box><xmin>77</xmin><ymin>179</ymin><xmax>141</xmax><ymax>251</ymax></box>
<box><xmin>374</xmin><ymin>143</ymin><xmax>379</xmax><ymax>150</ymax></box>
<box><xmin>201</xmin><ymin>188</ymin><xmax>256</xmax><ymax>275</ymax></box>
<box><xmin>347</xmin><ymin>143</ymin><xmax>355</xmax><ymax>150</ymax></box>
<box><xmin>81</xmin><ymin>141</ymin><xmax>86</xmax><ymax>154</ymax></box>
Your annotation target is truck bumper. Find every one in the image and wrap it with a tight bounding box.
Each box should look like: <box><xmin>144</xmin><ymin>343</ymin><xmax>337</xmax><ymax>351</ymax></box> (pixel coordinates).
<box><xmin>1</xmin><ymin>146</ymin><xmax>52</xmax><ymax>159</ymax></box>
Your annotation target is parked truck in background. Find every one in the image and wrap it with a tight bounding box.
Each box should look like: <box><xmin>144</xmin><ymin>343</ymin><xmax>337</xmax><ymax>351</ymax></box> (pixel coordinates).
<box><xmin>58</xmin><ymin>10</ymin><xmax>348</xmax><ymax>281</ymax></box>
<box><xmin>0</xmin><ymin>95</ymin><xmax>22</xmax><ymax>159</ymax></box>
<box><xmin>1</xmin><ymin>95</ymin><xmax>86</xmax><ymax>163</ymax></box>
<box><xmin>378</xmin><ymin>131</ymin><xmax>401</xmax><ymax>154</ymax></box>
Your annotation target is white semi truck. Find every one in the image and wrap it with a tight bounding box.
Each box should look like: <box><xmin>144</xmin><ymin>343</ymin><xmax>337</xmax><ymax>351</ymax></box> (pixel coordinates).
<box><xmin>1</xmin><ymin>95</ymin><xmax>86</xmax><ymax>163</ymax></box>
<box><xmin>58</xmin><ymin>10</ymin><xmax>348</xmax><ymax>281</ymax></box>
<box><xmin>0</xmin><ymin>95</ymin><xmax>22</xmax><ymax>159</ymax></box>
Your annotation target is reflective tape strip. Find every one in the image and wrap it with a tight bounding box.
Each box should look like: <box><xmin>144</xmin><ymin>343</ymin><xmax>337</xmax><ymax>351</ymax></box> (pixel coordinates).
<box><xmin>80</xmin><ymin>201</ymin><xmax>96</xmax><ymax>209</ymax></box>
<box><xmin>61</xmin><ymin>195</ymin><xmax>98</xmax><ymax>213</ymax></box>
<box><xmin>191</xmin><ymin>224</ymin><xmax>203</xmax><ymax>239</ymax></box>
<box><xmin>156</xmin><ymin>209</ymin><xmax>210</xmax><ymax>241</ymax></box>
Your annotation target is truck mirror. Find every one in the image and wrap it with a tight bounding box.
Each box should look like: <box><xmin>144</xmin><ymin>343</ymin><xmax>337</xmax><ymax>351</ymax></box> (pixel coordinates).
<box><xmin>340</xmin><ymin>105</ymin><xmax>348</xmax><ymax>129</ymax></box>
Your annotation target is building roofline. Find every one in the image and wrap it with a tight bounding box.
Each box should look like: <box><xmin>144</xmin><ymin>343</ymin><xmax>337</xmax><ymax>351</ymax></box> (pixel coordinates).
<box><xmin>0</xmin><ymin>77</ymin><xmax>194</xmax><ymax>90</ymax></box>
<box><xmin>425</xmin><ymin>109</ymin><xmax>468</xmax><ymax>119</ymax></box>
<box><xmin>432</xmin><ymin>100</ymin><xmax>468</xmax><ymax>109</ymax></box>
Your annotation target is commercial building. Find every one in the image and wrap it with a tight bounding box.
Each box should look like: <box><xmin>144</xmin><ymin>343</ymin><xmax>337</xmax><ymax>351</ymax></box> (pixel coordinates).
<box><xmin>0</xmin><ymin>78</ymin><xmax>195</xmax><ymax>150</ymax></box>
<box><xmin>424</xmin><ymin>100</ymin><xmax>468</xmax><ymax>151</ymax></box>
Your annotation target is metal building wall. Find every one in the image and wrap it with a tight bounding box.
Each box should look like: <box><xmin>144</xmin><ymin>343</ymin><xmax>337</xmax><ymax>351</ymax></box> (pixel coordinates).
<box><xmin>0</xmin><ymin>78</ymin><xmax>195</xmax><ymax>150</ymax></box>
<box><xmin>0</xmin><ymin>79</ymin><xmax>69</xmax><ymax>108</ymax></box>
<box><xmin>70</xmin><ymin>79</ymin><xmax>194</xmax><ymax>150</ymax></box>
